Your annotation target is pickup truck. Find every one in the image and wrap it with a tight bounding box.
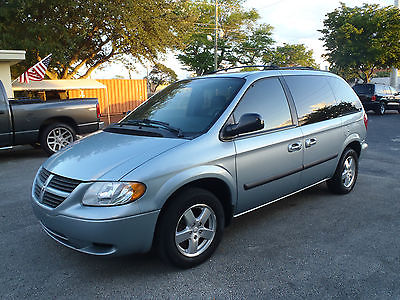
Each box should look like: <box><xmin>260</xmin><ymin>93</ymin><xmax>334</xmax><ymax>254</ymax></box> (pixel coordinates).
<box><xmin>0</xmin><ymin>80</ymin><xmax>103</xmax><ymax>155</ymax></box>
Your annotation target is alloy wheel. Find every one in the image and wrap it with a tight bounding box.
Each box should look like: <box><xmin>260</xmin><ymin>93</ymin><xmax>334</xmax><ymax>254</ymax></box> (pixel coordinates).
<box><xmin>175</xmin><ymin>204</ymin><xmax>217</xmax><ymax>258</ymax></box>
<box><xmin>46</xmin><ymin>127</ymin><xmax>74</xmax><ymax>152</ymax></box>
<box><xmin>341</xmin><ymin>156</ymin><xmax>356</xmax><ymax>188</ymax></box>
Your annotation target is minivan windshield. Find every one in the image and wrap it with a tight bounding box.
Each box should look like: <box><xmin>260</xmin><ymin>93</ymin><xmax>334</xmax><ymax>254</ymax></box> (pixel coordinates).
<box><xmin>122</xmin><ymin>77</ymin><xmax>245</xmax><ymax>137</ymax></box>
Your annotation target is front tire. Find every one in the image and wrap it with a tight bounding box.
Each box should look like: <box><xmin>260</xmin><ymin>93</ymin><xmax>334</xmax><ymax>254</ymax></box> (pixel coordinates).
<box><xmin>327</xmin><ymin>148</ymin><xmax>359</xmax><ymax>194</ymax></box>
<box><xmin>155</xmin><ymin>187</ymin><xmax>225</xmax><ymax>268</ymax></box>
<box><xmin>40</xmin><ymin>123</ymin><xmax>76</xmax><ymax>155</ymax></box>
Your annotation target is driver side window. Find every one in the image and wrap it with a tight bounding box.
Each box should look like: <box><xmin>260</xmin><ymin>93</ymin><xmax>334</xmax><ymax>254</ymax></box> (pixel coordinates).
<box><xmin>233</xmin><ymin>77</ymin><xmax>293</xmax><ymax>133</ymax></box>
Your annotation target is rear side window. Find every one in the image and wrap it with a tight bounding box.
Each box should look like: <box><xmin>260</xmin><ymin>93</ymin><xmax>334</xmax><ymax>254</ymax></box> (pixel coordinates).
<box><xmin>353</xmin><ymin>84</ymin><xmax>374</xmax><ymax>95</ymax></box>
<box><xmin>284</xmin><ymin>75</ymin><xmax>338</xmax><ymax>126</ymax></box>
<box><xmin>233</xmin><ymin>77</ymin><xmax>293</xmax><ymax>132</ymax></box>
<box><xmin>327</xmin><ymin>77</ymin><xmax>362</xmax><ymax>115</ymax></box>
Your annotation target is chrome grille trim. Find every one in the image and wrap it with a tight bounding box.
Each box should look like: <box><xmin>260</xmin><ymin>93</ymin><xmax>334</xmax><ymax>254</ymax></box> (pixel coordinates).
<box><xmin>34</xmin><ymin>168</ymin><xmax>81</xmax><ymax>208</ymax></box>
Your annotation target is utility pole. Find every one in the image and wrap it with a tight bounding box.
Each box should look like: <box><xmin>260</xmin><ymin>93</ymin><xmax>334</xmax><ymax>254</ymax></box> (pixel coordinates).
<box><xmin>214</xmin><ymin>0</ymin><xmax>218</xmax><ymax>71</ymax></box>
<box><xmin>390</xmin><ymin>0</ymin><xmax>399</xmax><ymax>88</ymax></box>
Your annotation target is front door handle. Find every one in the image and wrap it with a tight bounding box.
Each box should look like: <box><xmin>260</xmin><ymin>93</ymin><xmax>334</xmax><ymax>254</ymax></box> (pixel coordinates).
<box><xmin>305</xmin><ymin>138</ymin><xmax>317</xmax><ymax>148</ymax></box>
<box><xmin>0</xmin><ymin>110</ymin><xmax>5</xmax><ymax>115</ymax></box>
<box><xmin>288</xmin><ymin>142</ymin><xmax>302</xmax><ymax>152</ymax></box>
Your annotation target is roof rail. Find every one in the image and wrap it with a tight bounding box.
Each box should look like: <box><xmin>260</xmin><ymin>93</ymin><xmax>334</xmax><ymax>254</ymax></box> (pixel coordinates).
<box><xmin>207</xmin><ymin>65</ymin><xmax>315</xmax><ymax>75</ymax></box>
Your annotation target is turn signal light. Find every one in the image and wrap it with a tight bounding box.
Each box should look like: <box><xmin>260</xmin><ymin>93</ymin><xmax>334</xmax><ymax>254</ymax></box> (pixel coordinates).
<box><xmin>96</xmin><ymin>103</ymin><xmax>101</xmax><ymax>119</ymax></box>
<box><xmin>363</xmin><ymin>111</ymin><xmax>368</xmax><ymax>130</ymax></box>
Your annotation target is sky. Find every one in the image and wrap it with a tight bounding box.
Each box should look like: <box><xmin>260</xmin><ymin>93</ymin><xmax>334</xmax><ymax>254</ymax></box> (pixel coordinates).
<box><xmin>93</xmin><ymin>0</ymin><xmax>394</xmax><ymax>80</ymax></box>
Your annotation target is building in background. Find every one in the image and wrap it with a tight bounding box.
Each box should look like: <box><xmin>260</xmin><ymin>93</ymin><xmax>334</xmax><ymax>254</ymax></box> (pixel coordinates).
<box><xmin>0</xmin><ymin>50</ymin><xmax>25</xmax><ymax>98</ymax></box>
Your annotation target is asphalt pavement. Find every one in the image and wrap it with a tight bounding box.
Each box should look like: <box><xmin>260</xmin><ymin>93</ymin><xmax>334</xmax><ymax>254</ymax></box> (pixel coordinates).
<box><xmin>1</xmin><ymin>111</ymin><xmax>400</xmax><ymax>299</ymax></box>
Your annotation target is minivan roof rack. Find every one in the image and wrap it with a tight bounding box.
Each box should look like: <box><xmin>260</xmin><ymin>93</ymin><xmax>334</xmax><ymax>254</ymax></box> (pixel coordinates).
<box><xmin>207</xmin><ymin>65</ymin><xmax>315</xmax><ymax>75</ymax></box>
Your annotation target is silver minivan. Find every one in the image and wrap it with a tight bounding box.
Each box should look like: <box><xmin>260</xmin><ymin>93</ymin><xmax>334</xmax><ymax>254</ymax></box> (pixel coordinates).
<box><xmin>32</xmin><ymin>69</ymin><xmax>368</xmax><ymax>268</ymax></box>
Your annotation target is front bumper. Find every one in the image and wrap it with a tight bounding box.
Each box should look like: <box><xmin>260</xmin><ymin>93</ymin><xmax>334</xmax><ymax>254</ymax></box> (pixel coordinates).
<box><xmin>32</xmin><ymin>200</ymin><xmax>159</xmax><ymax>256</ymax></box>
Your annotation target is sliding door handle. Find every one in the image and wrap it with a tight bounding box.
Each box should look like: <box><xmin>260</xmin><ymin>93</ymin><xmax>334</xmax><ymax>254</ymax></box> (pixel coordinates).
<box><xmin>305</xmin><ymin>138</ymin><xmax>317</xmax><ymax>148</ymax></box>
<box><xmin>288</xmin><ymin>142</ymin><xmax>302</xmax><ymax>152</ymax></box>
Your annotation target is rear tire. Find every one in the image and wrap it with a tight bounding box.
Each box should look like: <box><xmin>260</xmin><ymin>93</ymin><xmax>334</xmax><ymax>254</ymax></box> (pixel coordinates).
<box><xmin>155</xmin><ymin>187</ymin><xmax>225</xmax><ymax>269</ymax></box>
<box><xmin>327</xmin><ymin>148</ymin><xmax>358</xmax><ymax>194</ymax></box>
<box><xmin>375</xmin><ymin>102</ymin><xmax>385</xmax><ymax>115</ymax></box>
<box><xmin>40</xmin><ymin>123</ymin><xmax>76</xmax><ymax>155</ymax></box>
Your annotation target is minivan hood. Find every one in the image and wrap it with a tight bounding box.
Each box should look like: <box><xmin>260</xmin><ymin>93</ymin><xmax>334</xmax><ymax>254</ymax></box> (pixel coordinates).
<box><xmin>43</xmin><ymin>131</ymin><xmax>188</xmax><ymax>181</ymax></box>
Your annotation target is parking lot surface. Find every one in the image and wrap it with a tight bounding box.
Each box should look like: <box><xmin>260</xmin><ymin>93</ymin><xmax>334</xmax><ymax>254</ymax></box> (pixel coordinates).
<box><xmin>1</xmin><ymin>112</ymin><xmax>400</xmax><ymax>299</ymax></box>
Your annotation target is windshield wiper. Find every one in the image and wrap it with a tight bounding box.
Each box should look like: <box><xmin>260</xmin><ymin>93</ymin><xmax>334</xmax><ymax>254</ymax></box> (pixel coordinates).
<box><xmin>119</xmin><ymin>119</ymin><xmax>184</xmax><ymax>137</ymax></box>
<box><xmin>142</xmin><ymin>119</ymin><xmax>184</xmax><ymax>137</ymax></box>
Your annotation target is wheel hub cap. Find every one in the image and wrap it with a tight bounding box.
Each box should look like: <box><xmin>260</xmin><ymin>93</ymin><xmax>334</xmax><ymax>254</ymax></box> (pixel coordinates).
<box><xmin>47</xmin><ymin>127</ymin><xmax>73</xmax><ymax>152</ymax></box>
<box><xmin>341</xmin><ymin>156</ymin><xmax>356</xmax><ymax>188</ymax></box>
<box><xmin>175</xmin><ymin>204</ymin><xmax>217</xmax><ymax>258</ymax></box>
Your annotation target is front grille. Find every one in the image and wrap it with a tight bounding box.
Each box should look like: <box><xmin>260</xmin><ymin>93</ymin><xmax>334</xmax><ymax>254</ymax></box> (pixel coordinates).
<box><xmin>42</xmin><ymin>191</ymin><xmax>66</xmax><ymax>208</ymax></box>
<box><xmin>34</xmin><ymin>168</ymin><xmax>81</xmax><ymax>208</ymax></box>
<box><xmin>38</xmin><ymin>168</ymin><xmax>51</xmax><ymax>183</ymax></box>
<box><xmin>48</xmin><ymin>175</ymin><xmax>80</xmax><ymax>193</ymax></box>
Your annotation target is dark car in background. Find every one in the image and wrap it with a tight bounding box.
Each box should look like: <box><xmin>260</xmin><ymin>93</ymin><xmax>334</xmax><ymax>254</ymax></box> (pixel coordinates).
<box><xmin>353</xmin><ymin>83</ymin><xmax>400</xmax><ymax>115</ymax></box>
<box><xmin>0</xmin><ymin>80</ymin><xmax>103</xmax><ymax>155</ymax></box>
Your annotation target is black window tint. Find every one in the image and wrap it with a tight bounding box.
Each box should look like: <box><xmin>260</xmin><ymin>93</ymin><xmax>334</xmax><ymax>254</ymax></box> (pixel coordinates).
<box><xmin>285</xmin><ymin>75</ymin><xmax>338</xmax><ymax>126</ymax></box>
<box><xmin>233</xmin><ymin>77</ymin><xmax>293</xmax><ymax>132</ymax></box>
<box><xmin>353</xmin><ymin>84</ymin><xmax>374</xmax><ymax>95</ymax></box>
<box><xmin>327</xmin><ymin>77</ymin><xmax>362</xmax><ymax>115</ymax></box>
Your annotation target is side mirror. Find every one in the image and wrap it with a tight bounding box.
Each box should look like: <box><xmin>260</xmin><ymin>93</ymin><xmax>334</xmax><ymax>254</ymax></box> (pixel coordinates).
<box><xmin>224</xmin><ymin>113</ymin><xmax>264</xmax><ymax>137</ymax></box>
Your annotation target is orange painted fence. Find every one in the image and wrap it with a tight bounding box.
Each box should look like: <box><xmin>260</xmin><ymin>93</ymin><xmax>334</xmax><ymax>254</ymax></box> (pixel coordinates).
<box><xmin>69</xmin><ymin>79</ymin><xmax>147</xmax><ymax>116</ymax></box>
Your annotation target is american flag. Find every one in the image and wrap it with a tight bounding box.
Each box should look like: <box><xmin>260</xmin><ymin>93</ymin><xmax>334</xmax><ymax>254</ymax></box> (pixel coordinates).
<box><xmin>17</xmin><ymin>54</ymin><xmax>52</xmax><ymax>83</ymax></box>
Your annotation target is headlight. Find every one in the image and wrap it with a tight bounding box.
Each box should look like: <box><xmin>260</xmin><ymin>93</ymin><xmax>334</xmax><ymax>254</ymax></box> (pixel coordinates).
<box><xmin>82</xmin><ymin>182</ymin><xmax>146</xmax><ymax>206</ymax></box>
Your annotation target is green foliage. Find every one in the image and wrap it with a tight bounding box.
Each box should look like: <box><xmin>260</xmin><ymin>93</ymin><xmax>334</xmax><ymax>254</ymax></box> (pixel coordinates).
<box><xmin>265</xmin><ymin>43</ymin><xmax>319</xmax><ymax>68</ymax></box>
<box><xmin>320</xmin><ymin>3</ymin><xmax>400</xmax><ymax>83</ymax></box>
<box><xmin>0</xmin><ymin>0</ymin><xmax>193</xmax><ymax>79</ymax></box>
<box><xmin>148</xmin><ymin>63</ymin><xmax>178</xmax><ymax>93</ymax></box>
<box><xmin>177</xmin><ymin>0</ymin><xmax>274</xmax><ymax>76</ymax></box>
<box><xmin>374</xmin><ymin>70</ymin><xmax>391</xmax><ymax>78</ymax></box>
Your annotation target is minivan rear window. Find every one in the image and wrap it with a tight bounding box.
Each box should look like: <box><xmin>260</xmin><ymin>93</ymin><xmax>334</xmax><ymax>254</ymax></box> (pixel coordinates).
<box><xmin>284</xmin><ymin>75</ymin><xmax>338</xmax><ymax>126</ymax></box>
<box><xmin>327</xmin><ymin>77</ymin><xmax>362</xmax><ymax>115</ymax></box>
<box><xmin>353</xmin><ymin>84</ymin><xmax>374</xmax><ymax>95</ymax></box>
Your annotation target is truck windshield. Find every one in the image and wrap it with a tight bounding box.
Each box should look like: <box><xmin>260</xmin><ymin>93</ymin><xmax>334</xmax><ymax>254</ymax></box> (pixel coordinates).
<box><xmin>122</xmin><ymin>77</ymin><xmax>245</xmax><ymax>137</ymax></box>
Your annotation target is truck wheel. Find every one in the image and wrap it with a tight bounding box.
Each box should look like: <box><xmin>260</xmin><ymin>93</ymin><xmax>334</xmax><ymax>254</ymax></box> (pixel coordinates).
<box><xmin>155</xmin><ymin>187</ymin><xmax>225</xmax><ymax>269</ymax></box>
<box><xmin>40</xmin><ymin>123</ymin><xmax>76</xmax><ymax>155</ymax></box>
<box><xmin>375</xmin><ymin>102</ymin><xmax>385</xmax><ymax>115</ymax></box>
<box><xmin>327</xmin><ymin>148</ymin><xmax>358</xmax><ymax>194</ymax></box>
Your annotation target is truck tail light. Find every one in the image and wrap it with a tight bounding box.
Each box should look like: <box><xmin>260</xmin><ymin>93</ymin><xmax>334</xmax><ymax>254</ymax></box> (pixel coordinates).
<box><xmin>96</xmin><ymin>103</ymin><xmax>101</xmax><ymax>119</ymax></box>
<box><xmin>371</xmin><ymin>95</ymin><xmax>376</xmax><ymax>101</ymax></box>
<box><xmin>363</xmin><ymin>111</ymin><xmax>368</xmax><ymax>130</ymax></box>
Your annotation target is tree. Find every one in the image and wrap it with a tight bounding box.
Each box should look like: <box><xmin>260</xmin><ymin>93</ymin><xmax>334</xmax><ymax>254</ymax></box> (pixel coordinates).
<box><xmin>147</xmin><ymin>63</ymin><xmax>178</xmax><ymax>94</ymax></box>
<box><xmin>320</xmin><ymin>3</ymin><xmax>400</xmax><ymax>83</ymax></box>
<box><xmin>265</xmin><ymin>43</ymin><xmax>319</xmax><ymax>68</ymax></box>
<box><xmin>177</xmin><ymin>0</ymin><xmax>274</xmax><ymax>76</ymax></box>
<box><xmin>0</xmin><ymin>0</ymin><xmax>193</xmax><ymax>79</ymax></box>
